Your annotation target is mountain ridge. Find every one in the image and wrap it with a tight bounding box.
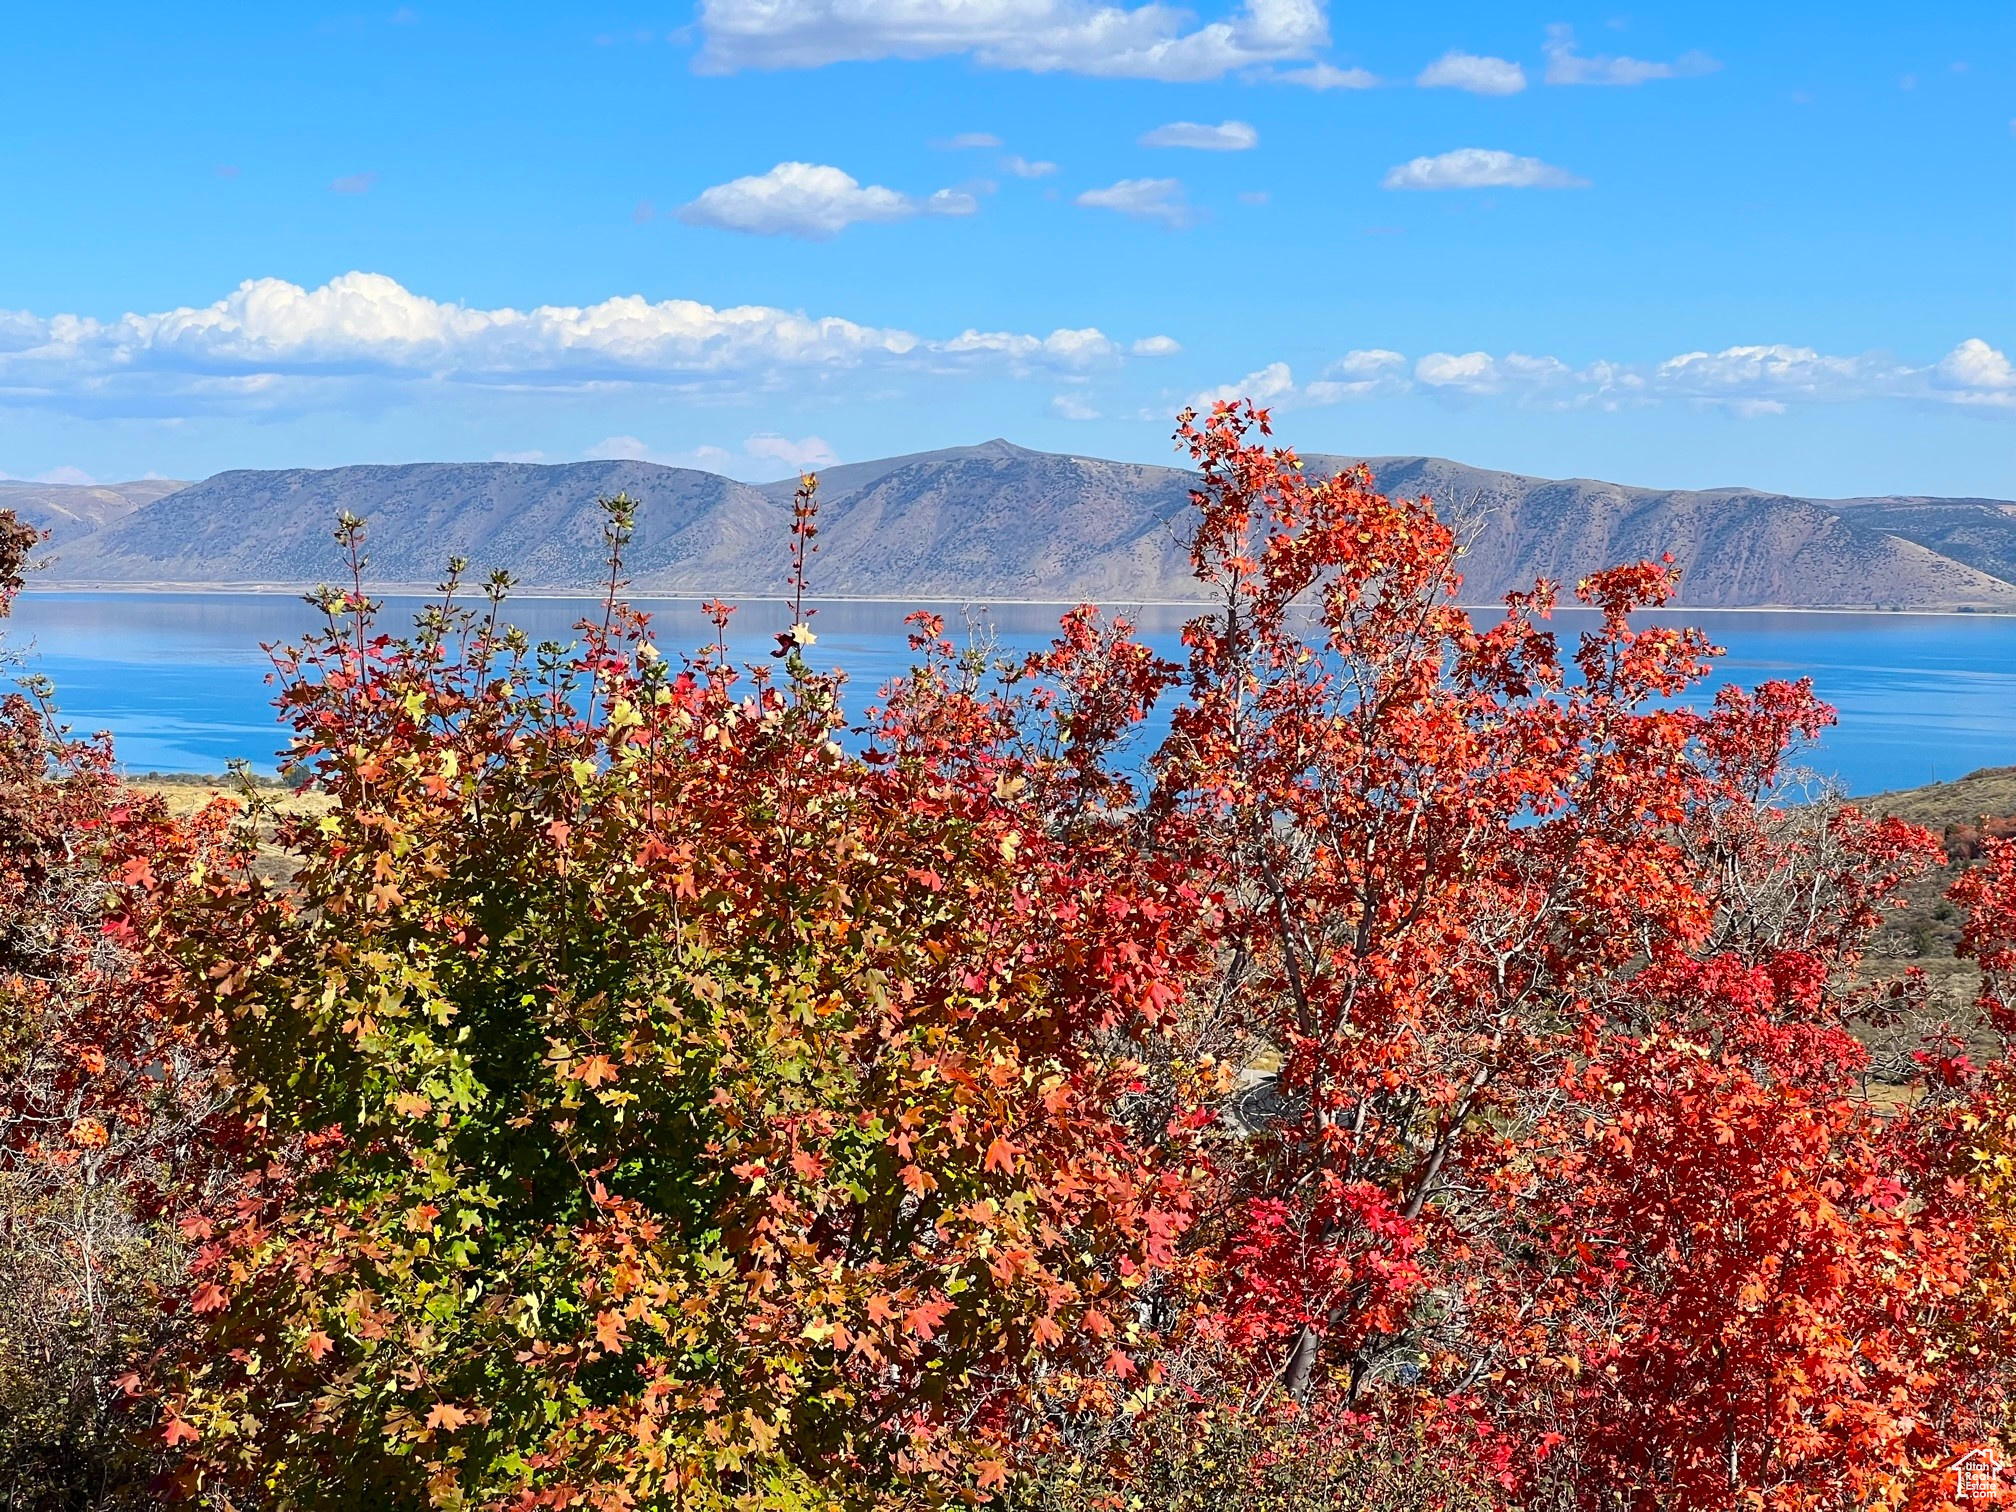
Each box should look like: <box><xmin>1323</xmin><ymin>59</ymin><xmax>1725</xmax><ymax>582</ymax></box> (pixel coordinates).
<box><xmin>27</xmin><ymin>446</ymin><xmax>2016</xmax><ymax>611</ymax></box>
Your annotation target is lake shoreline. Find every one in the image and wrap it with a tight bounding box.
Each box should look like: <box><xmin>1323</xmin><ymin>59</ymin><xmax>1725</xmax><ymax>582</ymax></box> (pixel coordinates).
<box><xmin>23</xmin><ymin>586</ymin><xmax>2016</xmax><ymax>619</ymax></box>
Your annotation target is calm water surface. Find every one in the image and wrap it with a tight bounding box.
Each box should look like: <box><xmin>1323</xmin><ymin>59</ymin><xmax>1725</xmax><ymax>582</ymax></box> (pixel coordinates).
<box><xmin>9</xmin><ymin>592</ymin><xmax>2015</xmax><ymax>796</ymax></box>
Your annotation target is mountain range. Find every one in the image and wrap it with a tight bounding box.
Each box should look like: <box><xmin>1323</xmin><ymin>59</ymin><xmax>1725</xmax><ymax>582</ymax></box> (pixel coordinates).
<box><xmin>14</xmin><ymin>444</ymin><xmax>2016</xmax><ymax>611</ymax></box>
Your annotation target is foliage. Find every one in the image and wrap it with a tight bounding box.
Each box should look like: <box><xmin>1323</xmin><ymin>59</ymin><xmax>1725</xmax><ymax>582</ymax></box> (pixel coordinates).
<box><xmin>0</xmin><ymin>509</ymin><xmax>232</xmax><ymax>1510</ymax></box>
<box><xmin>149</xmin><ymin>497</ymin><xmax>1209</xmax><ymax>1509</ymax></box>
<box><xmin>6</xmin><ymin>404</ymin><xmax>2016</xmax><ymax>1512</ymax></box>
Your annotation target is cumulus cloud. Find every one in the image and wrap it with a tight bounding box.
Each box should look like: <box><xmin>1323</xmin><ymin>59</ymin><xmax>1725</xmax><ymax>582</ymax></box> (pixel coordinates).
<box><xmin>586</xmin><ymin>434</ymin><xmax>672</xmax><ymax>462</ymax></box>
<box><xmin>1002</xmin><ymin>155</ymin><xmax>1058</xmax><ymax>177</ymax></box>
<box><xmin>1181</xmin><ymin>340</ymin><xmax>2016</xmax><ymax>416</ymax></box>
<box><xmin>1130</xmin><ymin>335</ymin><xmax>1183</xmax><ymax>356</ymax></box>
<box><xmin>1075</xmin><ymin>177</ymin><xmax>1192</xmax><ymax>225</ymax></box>
<box><xmin>677</xmin><ymin>162</ymin><xmax>976</xmax><ymax>239</ymax></box>
<box><xmin>1414</xmin><ymin>350</ymin><xmax>1583</xmax><ymax>395</ymax></box>
<box><xmin>1305</xmin><ymin>348</ymin><xmax>1410</xmax><ymax>402</ymax></box>
<box><xmin>1140</xmin><ymin>119</ymin><xmax>1259</xmax><ymax>150</ymax></box>
<box><xmin>0</xmin><ymin>271</ymin><xmax>1176</xmax><ymax>419</ymax></box>
<box><xmin>1052</xmin><ymin>392</ymin><xmax>1101</xmax><ymax>420</ymax></box>
<box><xmin>1542</xmin><ymin>24</ymin><xmax>1718</xmax><ymax>86</ymax></box>
<box><xmin>582</xmin><ymin>433</ymin><xmax>838</xmax><ymax>476</ymax></box>
<box><xmin>745</xmin><ymin>432</ymin><xmax>841</xmax><ymax>470</ymax></box>
<box><xmin>35</xmin><ymin>465</ymin><xmax>97</xmax><ymax>485</ymax></box>
<box><xmin>1191</xmin><ymin>360</ymin><xmax>1297</xmax><ymax>408</ymax></box>
<box><xmin>1381</xmin><ymin>148</ymin><xmax>1588</xmax><ymax>190</ymax></box>
<box><xmin>1932</xmin><ymin>338</ymin><xmax>2016</xmax><ymax>405</ymax></box>
<box><xmin>1416</xmin><ymin>50</ymin><xmax>1526</xmax><ymax>95</ymax></box>
<box><xmin>1191</xmin><ymin>350</ymin><xmax>1406</xmax><ymax>409</ymax></box>
<box><xmin>1272</xmin><ymin>61</ymin><xmax>1376</xmax><ymax>89</ymax></box>
<box><xmin>936</xmin><ymin>131</ymin><xmax>1003</xmax><ymax>148</ymax></box>
<box><xmin>693</xmin><ymin>0</ymin><xmax>1329</xmax><ymax>82</ymax></box>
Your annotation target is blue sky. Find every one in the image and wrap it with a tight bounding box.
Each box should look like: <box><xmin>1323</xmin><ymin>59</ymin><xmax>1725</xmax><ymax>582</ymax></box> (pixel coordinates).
<box><xmin>1</xmin><ymin>1</ymin><xmax>2008</xmax><ymax>496</ymax></box>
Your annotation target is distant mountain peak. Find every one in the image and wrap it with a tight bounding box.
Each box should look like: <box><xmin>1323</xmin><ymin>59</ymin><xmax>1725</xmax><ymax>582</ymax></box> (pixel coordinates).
<box><xmin>25</xmin><ymin>447</ymin><xmax>2016</xmax><ymax>611</ymax></box>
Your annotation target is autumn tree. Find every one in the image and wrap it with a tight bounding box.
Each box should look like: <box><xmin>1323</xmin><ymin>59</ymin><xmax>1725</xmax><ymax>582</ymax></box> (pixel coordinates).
<box><xmin>60</xmin><ymin>408</ymin><xmax>2011</xmax><ymax>1512</ymax></box>
<box><xmin>153</xmin><ymin>498</ymin><xmax>1210</xmax><ymax>1509</ymax></box>
<box><xmin>1037</xmin><ymin>405</ymin><xmax>2009</xmax><ymax>1511</ymax></box>
<box><xmin>0</xmin><ymin>509</ymin><xmax>233</xmax><ymax>1510</ymax></box>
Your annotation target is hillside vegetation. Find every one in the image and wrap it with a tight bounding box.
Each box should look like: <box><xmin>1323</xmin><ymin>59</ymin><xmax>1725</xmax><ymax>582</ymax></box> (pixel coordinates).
<box><xmin>31</xmin><ymin>444</ymin><xmax>2016</xmax><ymax>610</ymax></box>
<box><xmin>4</xmin><ymin>412</ymin><xmax>2016</xmax><ymax>1512</ymax></box>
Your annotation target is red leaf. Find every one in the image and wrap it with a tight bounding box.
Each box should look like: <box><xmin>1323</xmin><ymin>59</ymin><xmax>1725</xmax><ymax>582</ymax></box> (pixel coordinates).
<box><xmin>189</xmin><ymin>1283</ymin><xmax>229</xmax><ymax>1314</ymax></box>
<box><xmin>162</xmin><ymin>1417</ymin><xmax>200</xmax><ymax>1447</ymax></box>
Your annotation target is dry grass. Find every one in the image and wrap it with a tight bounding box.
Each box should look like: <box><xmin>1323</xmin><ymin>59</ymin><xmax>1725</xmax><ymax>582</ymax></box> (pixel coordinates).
<box><xmin>1862</xmin><ymin>764</ymin><xmax>2016</xmax><ymax>831</ymax></box>
<box><xmin>123</xmin><ymin>775</ymin><xmax>331</xmax><ymax>884</ymax></box>
<box><xmin>1845</xmin><ymin>765</ymin><xmax>2016</xmax><ymax>1091</ymax></box>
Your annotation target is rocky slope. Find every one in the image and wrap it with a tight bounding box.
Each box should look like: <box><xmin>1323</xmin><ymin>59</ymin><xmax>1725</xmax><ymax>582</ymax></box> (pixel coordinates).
<box><xmin>35</xmin><ymin>445</ymin><xmax>2016</xmax><ymax>610</ymax></box>
<box><xmin>0</xmin><ymin>478</ymin><xmax>188</xmax><ymax>545</ymax></box>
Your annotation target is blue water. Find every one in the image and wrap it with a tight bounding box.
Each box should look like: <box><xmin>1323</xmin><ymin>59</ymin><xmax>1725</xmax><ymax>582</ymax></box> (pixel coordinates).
<box><xmin>7</xmin><ymin>592</ymin><xmax>2014</xmax><ymax>796</ymax></box>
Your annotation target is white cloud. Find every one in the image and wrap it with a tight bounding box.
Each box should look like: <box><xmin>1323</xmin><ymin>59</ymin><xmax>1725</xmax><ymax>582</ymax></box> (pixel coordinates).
<box><xmin>1176</xmin><ymin>340</ymin><xmax>2016</xmax><ymax>416</ymax></box>
<box><xmin>1381</xmin><ymin>147</ymin><xmax>1588</xmax><ymax>190</ymax></box>
<box><xmin>1140</xmin><ymin>119</ymin><xmax>1259</xmax><ymax>150</ymax></box>
<box><xmin>677</xmin><ymin>162</ymin><xmax>975</xmax><ymax>238</ymax></box>
<box><xmin>584</xmin><ymin>433</ymin><xmax>838</xmax><ymax>476</ymax></box>
<box><xmin>1416</xmin><ymin>50</ymin><xmax>1526</xmax><ymax>95</ymax></box>
<box><xmin>1415</xmin><ymin>350</ymin><xmax>1581</xmax><ymax>395</ymax></box>
<box><xmin>1052</xmin><ymin>393</ymin><xmax>1101</xmax><ymax>420</ymax></box>
<box><xmin>1191</xmin><ymin>360</ymin><xmax>1297</xmax><ymax>408</ymax></box>
<box><xmin>1075</xmin><ymin>177</ymin><xmax>1192</xmax><ymax>225</ymax></box>
<box><xmin>745</xmin><ymin>432</ymin><xmax>841</xmax><ymax>470</ymax></box>
<box><xmin>1130</xmin><ymin>335</ymin><xmax>1182</xmax><ymax>356</ymax></box>
<box><xmin>941</xmin><ymin>325</ymin><xmax>1126</xmax><ymax>365</ymax></box>
<box><xmin>1304</xmin><ymin>348</ymin><xmax>1409</xmax><ymax>402</ymax></box>
<box><xmin>693</xmin><ymin>0</ymin><xmax>1329</xmax><ymax>81</ymax></box>
<box><xmin>1272</xmin><ymin>61</ymin><xmax>1377</xmax><ymax>89</ymax></box>
<box><xmin>493</xmin><ymin>449</ymin><xmax>548</xmax><ymax>463</ymax></box>
<box><xmin>1932</xmin><ymin>337</ymin><xmax>2016</xmax><ymax>405</ymax></box>
<box><xmin>1651</xmin><ymin>345</ymin><xmax>1914</xmax><ymax>411</ymax></box>
<box><xmin>926</xmin><ymin>186</ymin><xmax>982</xmax><ymax>215</ymax></box>
<box><xmin>1003</xmin><ymin>155</ymin><xmax>1059</xmax><ymax>177</ymax></box>
<box><xmin>1542</xmin><ymin>24</ymin><xmax>1718</xmax><ymax>86</ymax></box>
<box><xmin>937</xmin><ymin>131</ymin><xmax>1002</xmax><ymax>148</ymax></box>
<box><xmin>35</xmin><ymin>465</ymin><xmax>97</xmax><ymax>485</ymax></box>
<box><xmin>586</xmin><ymin>434</ymin><xmax>667</xmax><ymax>462</ymax></box>
<box><xmin>0</xmin><ymin>270</ymin><xmax>1168</xmax><ymax>419</ymax></box>
<box><xmin>1191</xmin><ymin>350</ymin><xmax>1406</xmax><ymax>409</ymax></box>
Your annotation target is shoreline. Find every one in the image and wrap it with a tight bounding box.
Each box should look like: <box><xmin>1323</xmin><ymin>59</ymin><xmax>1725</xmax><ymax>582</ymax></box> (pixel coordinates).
<box><xmin>20</xmin><ymin>584</ymin><xmax>2016</xmax><ymax>619</ymax></box>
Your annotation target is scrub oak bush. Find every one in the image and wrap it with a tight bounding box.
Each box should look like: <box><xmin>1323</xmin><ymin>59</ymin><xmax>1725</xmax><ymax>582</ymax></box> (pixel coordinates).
<box><xmin>6</xmin><ymin>404</ymin><xmax>2016</xmax><ymax>1512</ymax></box>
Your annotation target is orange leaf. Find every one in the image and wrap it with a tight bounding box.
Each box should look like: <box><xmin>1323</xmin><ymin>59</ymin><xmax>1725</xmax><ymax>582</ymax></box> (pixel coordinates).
<box><xmin>577</xmin><ymin>1054</ymin><xmax>619</xmax><ymax>1088</ymax></box>
<box><xmin>161</xmin><ymin>1417</ymin><xmax>200</xmax><ymax>1447</ymax></box>
<box><xmin>189</xmin><ymin>1283</ymin><xmax>228</xmax><ymax>1314</ymax></box>
<box><xmin>595</xmin><ymin>1310</ymin><xmax>625</xmax><ymax>1352</ymax></box>
<box><xmin>425</xmin><ymin>1402</ymin><xmax>469</xmax><ymax>1432</ymax></box>
<box><xmin>983</xmin><ymin>1136</ymin><xmax>1017</xmax><ymax>1175</ymax></box>
<box><xmin>304</xmin><ymin>1330</ymin><xmax>335</xmax><ymax>1362</ymax></box>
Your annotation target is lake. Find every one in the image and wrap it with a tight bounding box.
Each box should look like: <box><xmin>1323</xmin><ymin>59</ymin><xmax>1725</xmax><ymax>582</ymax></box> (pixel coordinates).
<box><xmin>8</xmin><ymin>591</ymin><xmax>2014</xmax><ymax>797</ymax></box>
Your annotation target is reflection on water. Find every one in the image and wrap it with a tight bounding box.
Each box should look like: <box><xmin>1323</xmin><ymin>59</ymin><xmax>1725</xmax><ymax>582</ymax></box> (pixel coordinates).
<box><xmin>8</xmin><ymin>591</ymin><xmax>2015</xmax><ymax>796</ymax></box>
